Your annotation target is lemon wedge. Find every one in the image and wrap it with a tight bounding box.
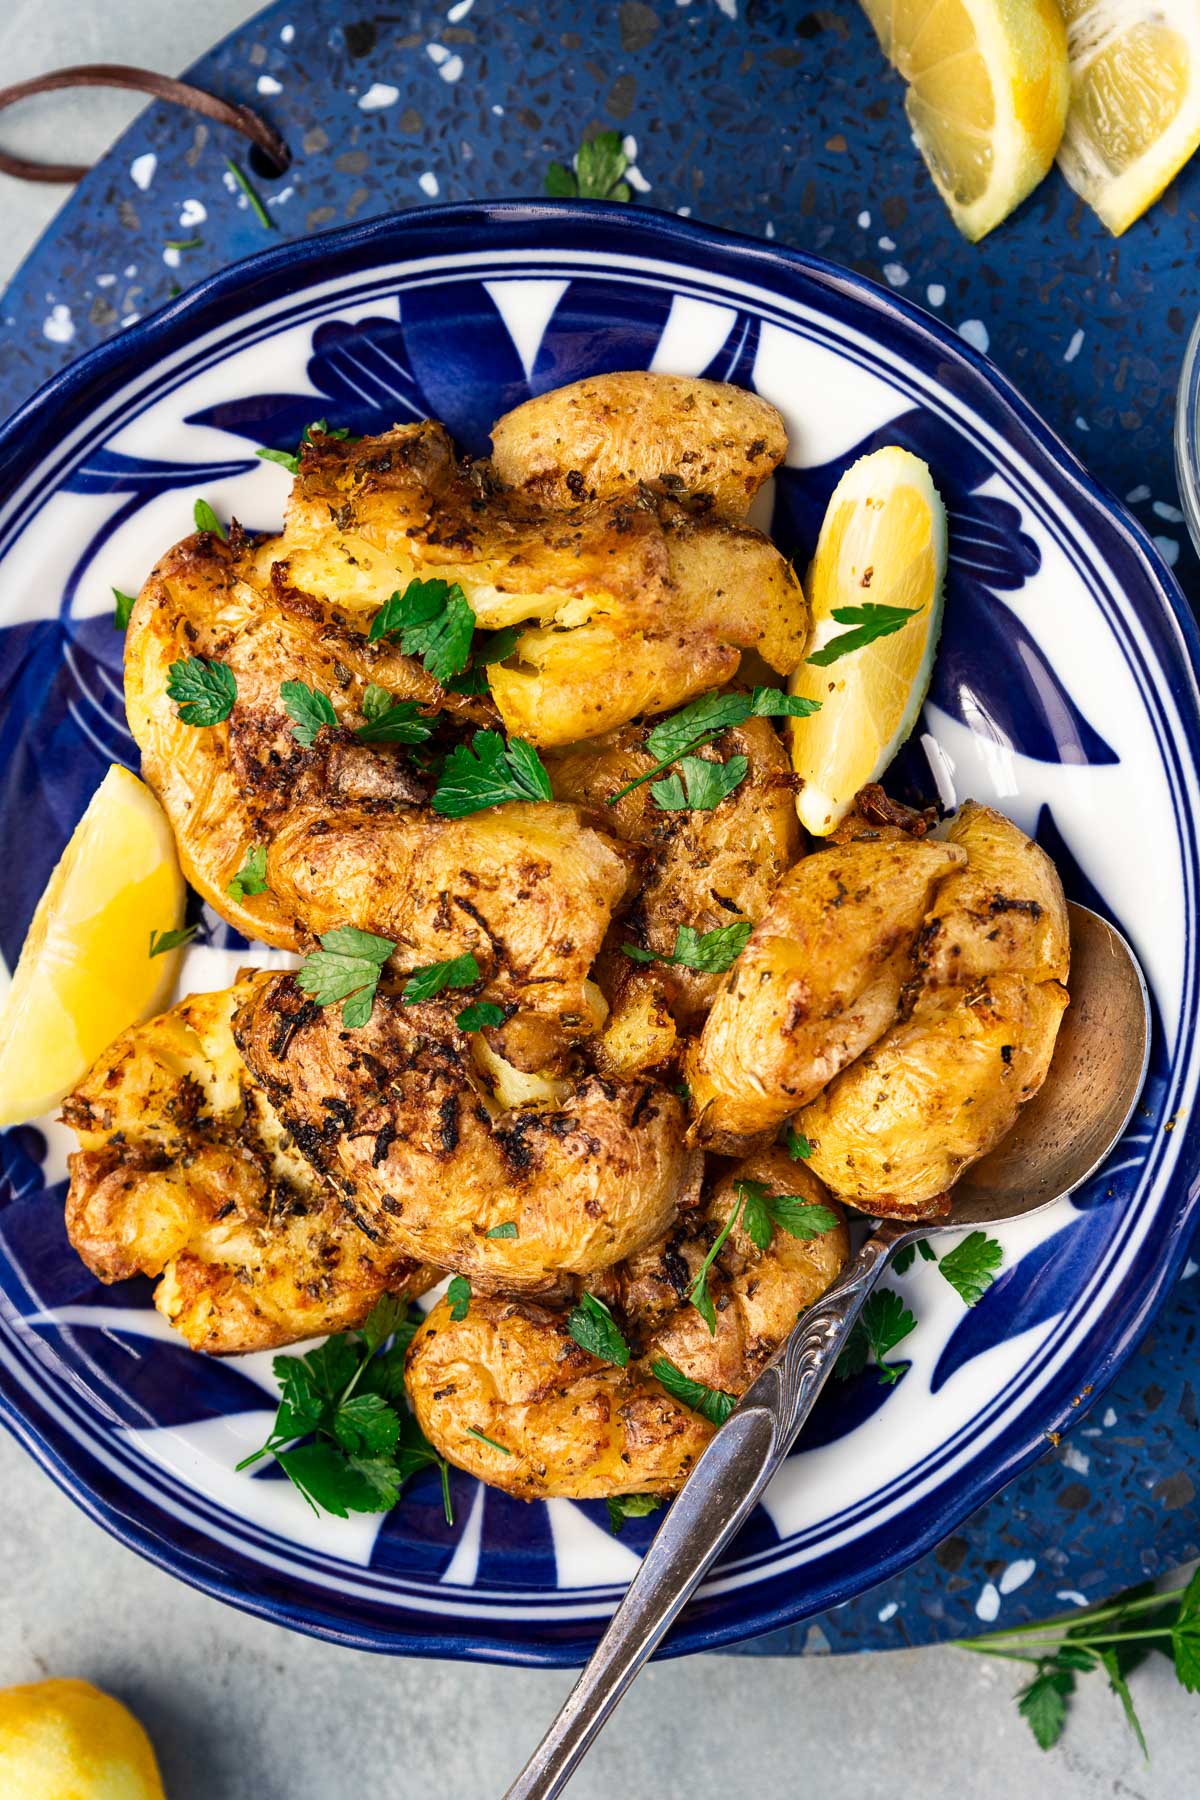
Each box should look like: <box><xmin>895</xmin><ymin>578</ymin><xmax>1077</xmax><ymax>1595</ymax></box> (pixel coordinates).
<box><xmin>1056</xmin><ymin>0</ymin><xmax>1200</xmax><ymax>235</ymax></box>
<box><xmin>860</xmin><ymin>0</ymin><xmax>1070</xmax><ymax>240</ymax></box>
<box><xmin>787</xmin><ymin>447</ymin><xmax>946</xmax><ymax>837</ymax></box>
<box><xmin>0</xmin><ymin>1679</ymin><xmax>165</xmax><ymax>1800</ymax></box>
<box><xmin>0</xmin><ymin>766</ymin><xmax>186</xmax><ymax>1126</ymax></box>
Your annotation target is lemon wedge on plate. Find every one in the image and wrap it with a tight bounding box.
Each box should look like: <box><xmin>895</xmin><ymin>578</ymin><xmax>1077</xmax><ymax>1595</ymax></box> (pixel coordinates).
<box><xmin>787</xmin><ymin>447</ymin><xmax>946</xmax><ymax>838</ymax></box>
<box><xmin>860</xmin><ymin>0</ymin><xmax>1069</xmax><ymax>240</ymax></box>
<box><xmin>1056</xmin><ymin>0</ymin><xmax>1200</xmax><ymax>235</ymax></box>
<box><xmin>0</xmin><ymin>765</ymin><xmax>186</xmax><ymax>1126</ymax></box>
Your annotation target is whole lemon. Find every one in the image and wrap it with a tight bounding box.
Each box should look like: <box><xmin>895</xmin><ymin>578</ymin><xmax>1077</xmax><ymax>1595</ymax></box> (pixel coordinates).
<box><xmin>0</xmin><ymin>1678</ymin><xmax>165</xmax><ymax>1799</ymax></box>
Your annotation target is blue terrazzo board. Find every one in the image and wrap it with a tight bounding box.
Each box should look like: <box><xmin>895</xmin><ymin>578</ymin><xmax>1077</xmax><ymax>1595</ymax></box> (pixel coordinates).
<box><xmin>0</xmin><ymin>0</ymin><xmax>1197</xmax><ymax>1655</ymax></box>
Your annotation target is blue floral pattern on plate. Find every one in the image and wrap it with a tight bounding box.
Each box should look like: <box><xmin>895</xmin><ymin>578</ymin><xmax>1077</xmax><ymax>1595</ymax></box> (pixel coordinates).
<box><xmin>0</xmin><ymin>203</ymin><xmax>1196</xmax><ymax>1665</ymax></box>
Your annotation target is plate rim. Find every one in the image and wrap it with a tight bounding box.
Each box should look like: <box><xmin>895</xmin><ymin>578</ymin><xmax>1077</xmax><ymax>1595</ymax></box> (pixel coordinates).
<box><xmin>1</xmin><ymin>197</ymin><xmax>1199</xmax><ymax>1666</ymax></box>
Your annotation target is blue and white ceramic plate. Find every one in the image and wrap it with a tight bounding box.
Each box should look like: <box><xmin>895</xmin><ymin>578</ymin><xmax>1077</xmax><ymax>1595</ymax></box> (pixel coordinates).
<box><xmin>0</xmin><ymin>201</ymin><xmax>1197</xmax><ymax>1665</ymax></box>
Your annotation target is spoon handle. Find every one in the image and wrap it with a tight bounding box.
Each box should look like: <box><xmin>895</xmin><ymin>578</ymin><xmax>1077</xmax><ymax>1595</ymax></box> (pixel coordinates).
<box><xmin>504</xmin><ymin>1229</ymin><xmax>901</xmax><ymax>1800</ymax></box>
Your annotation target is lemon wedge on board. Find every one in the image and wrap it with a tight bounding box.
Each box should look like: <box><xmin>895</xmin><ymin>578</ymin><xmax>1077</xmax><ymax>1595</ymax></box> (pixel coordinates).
<box><xmin>859</xmin><ymin>0</ymin><xmax>1070</xmax><ymax>240</ymax></box>
<box><xmin>0</xmin><ymin>765</ymin><xmax>186</xmax><ymax>1126</ymax></box>
<box><xmin>1056</xmin><ymin>0</ymin><xmax>1200</xmax><ymax>236</ymax></box>
<box><xmin>787</xmin><ymin>447</ymin><xmax>946</xmax><ymax>838</ymax></box>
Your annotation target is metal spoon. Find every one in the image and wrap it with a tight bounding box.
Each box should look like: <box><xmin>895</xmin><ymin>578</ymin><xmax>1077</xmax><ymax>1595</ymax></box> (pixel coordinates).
<box><xmin>506</xmin><ymin>901</ymin><xmax>1150</xmax><ymax>1799</ymax></box>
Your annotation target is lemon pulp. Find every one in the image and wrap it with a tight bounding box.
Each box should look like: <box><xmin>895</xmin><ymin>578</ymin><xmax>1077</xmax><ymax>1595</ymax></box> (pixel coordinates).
<box><xmin>787</xmin><ymin>447</ymin><xmax>946</xmax><ymax>837</ymax></box>
<box><xmin>0</xmin><ymin>765</ymin><xmax>186</xmax><ymax>1125</ymax></box>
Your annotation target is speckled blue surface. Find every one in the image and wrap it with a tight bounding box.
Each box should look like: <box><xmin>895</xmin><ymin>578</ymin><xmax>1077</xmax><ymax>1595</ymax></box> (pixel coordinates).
<box><xmin>0</xmin><ymin>0</ymin><xmax>1197</xmax><ymax>1656</ymax></box>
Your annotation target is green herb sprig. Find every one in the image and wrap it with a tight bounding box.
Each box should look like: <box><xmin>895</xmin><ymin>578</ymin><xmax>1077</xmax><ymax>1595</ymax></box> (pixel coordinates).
<box><xmin>806</xmin><ymin>602</ymin><xmax>922</xmax><ymax>667</ymax></box>
<box><xmin>369</xmin><ymin>577</ymin><xmax>477</xmax><ymax>687</ymax></box>
<box><xmin>235</xmin><ymin>1295</ymin><xmax>452</xmax><ymax>1523</ymax></box>
<box><xmin>687</xmin><ymin>1192</ymin><xmax>747</xmax><ymax>1335</ymax></box>
<box><xmin>606</xmin><ymin>1494</ymin><xmax>663</xmax><ymax>1535</ymax></box>
<box><xmin>281</xmin><ymin>680</ymin><xmax>338</xmax><ymax>748</ymax></box>
<box><xmin>193</xmin><ymin>498</ymin><xmax>227</xmax><ymax>539</ymax></box>
<box><xmin>607</xmin><ymin>686</ymin><xmax>821</xmax><ymax>811</ymax></box>
<box><xmin>622</xmin><ymin>920</ymin><xmax>751</xmax><ymax>975</ymax></box>
<box><xmin>295</xmin><ymin>926</ymin><xmax>396</xmax><ymax>1028</ymax></box>
<box><xmin>957</xmin><ymin>1568</ymin><xmax>1200</xmax><ymax>1756</ymax></box>
<box><xmin>432</xmin><ymin>730</ymin><xmax>552</xmax><ymax>817</ymax></box>
<box><xmin>736</xmin><ymin>1180</ymin><xmax>841</xmax><ymax>1251</ymax></box>
<box><xmin>113</xmin><ymin>588</ymin><xmax>136</xmax><ymax>631</ymax></box>
<box><xmin>354</xmin><ymin>685</ymin><xmax>436</xmax><ymax>746</ymax></box>
<box><xmin>227</xmin><ymin>845</ymin><xmax>269</xmax><ymax>902</ymax></box>
<box><xmin>257</xmin><ymin>419</ymin><xmax>353</xmax><ymax>474</ymax></box>
<box><xmin>546</xmin><ymin>130</ymin><xmax>632</xmax><ymax>202</ymax></box>
<box><xmin>148</xmin><ymin>925</ymin><xmax>198</xmax><ymax>958</ymax></box>
<box><xmin>650</xmin><ymin>1356</ymin><xmax>735</xmax><ymax>1426</ymax></box>
<box><xmin>166</xmin><ymin>656</ymin><xmax>237</xmax><ymax>727</ymax></box>
<box><xmin>568</xmin><ymin>1292</ymin><xmax>630</xmax><ymax>1367</ymax></box>
<box><xmin>225</xmin><ymin>157</ymin><xmax>274</xmax><ymax>232</ymax></box>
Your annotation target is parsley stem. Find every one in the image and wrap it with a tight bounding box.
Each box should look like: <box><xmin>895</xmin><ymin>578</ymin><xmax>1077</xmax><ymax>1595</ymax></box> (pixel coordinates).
<box><xmin>440</xmin><ymin>1459</ymin><xmax>454</xmax><ymax>1527</ymax></box>
<box><xmin>607</xmin><ymin>729</ymin><xmax>726</xmax><ymax>805</ymax></box>
<box><xmin>225</xmin><ymin>157</ymin><xmax>274</xmax><ymax>231</ymax></box>
<box><xmin>688</xmin><ymin>1189</ymin><xmax>746</xmax><ymax>1322</ymax></box>
<box><xmin>956</xmin><ymin>1587</ymin><xmax>1179</xmax><ymax>1645</ymax></box>
<box><xmin>955</xmin><ymin>1646</ymin><xmax>1046</xmax><ymax>1665</ymax></box>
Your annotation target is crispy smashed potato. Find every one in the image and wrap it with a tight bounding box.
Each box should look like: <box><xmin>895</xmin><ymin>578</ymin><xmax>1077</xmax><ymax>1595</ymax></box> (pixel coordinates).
<box><xmin>61</xmin><ymin>982</ymin><xmax>434</xmax><ymax>1353</ymax></box>
<box><xmin>802</xmin><ymin>805</ymin><xmax>1070</xmax><ymax>1215</ymax></box>
<box><xmin>405</xmin><ymin>1149</ymin><xmax>848</xmax><ymax>1499</ymax></box>
<box><xmin>233</xmin><ymin>973</ymin><xmax>702</xmax><ymax>1289</ymax></box>
<box><xmin>125</xmin><ymin>529</ymin><xmax>485</xmax><ymax>947</ymax></box>
<box><xmin>489</xmin><ymin>371</ymin><xmax>787</xmax><ymax>515</ymax></box>
<box><xmin>686</xmin><ymin>835</ymin><xmax>967</xmax><ymax>1149</ymax></box>
<box><xmin>550</xmin><ymin>713</ymin><xmax>800</xmax><ymax>1026</ymax></box>
<box><xmin>267</xmin><ymin>797</ymin><xmax>631</xmax><ymax>1052</ymax></box>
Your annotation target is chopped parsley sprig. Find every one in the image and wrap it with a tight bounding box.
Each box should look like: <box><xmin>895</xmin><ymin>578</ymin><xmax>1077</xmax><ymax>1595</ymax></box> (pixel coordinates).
<box><xmin>622</xmin><ymin>919</ymin><xmax>751</xmax><ymax>974</ymax></box>
<box><xmin>607</xmin><ymin>1493</ymin><xmax>663</xmax><ymax>1536</ymax></box>
<box><xmin>192</xmin><ymin>497</ymin><xmax>227</xmax><ymax>539</ymax></box>
<box><xmin>281</xmin><ymin>680</ymin><xmax>337</xmax><ymax>747</ymax></box>
<box><xmin>295</xmin><ymin>926</ymin><xmax>395</xmax><ymax>1028</ymax></box>
<box><xmin>650</xmin><ymin>1356</ymin><xmax>735</xmax><ymax>1426</ymax></box>
<box><xmin>568</xmin><ymin>1292</ymin><xmax>630</xmax><ymax>1367</ymax></box>
<box><xmin>369</xmin><ymin>577</ymin><xmax>476</xmax><ymax>687</ymax></box>
<box><xmin>148</xmin><ymin>924</ymin><xmax>198</xmax><ymax>958</ymax></box>
<box><xmin>834</xmin><ymin>1288</ymin><xmax>916</xmax><ymax>1387</ymax></box>
<box><xmin>607</xmin><ymin>686</ymin><xmax>821</xmax><ymax>811</ymax></box>
<box><xmin>257</xmin><ymin>419</ymin><xmax>353</xmax><ymax>474</ymax></box>
<box><xmin>235</xmin><ymin>1295</ymin><xmax>452</xmax><ymax>1523</ymax></box>
<box><xmin>546</xmin><ymin>129</ymin><xmax>632</xmax><ymax>203</ymax></box>
<box><xmin>227</xmin><ymin>845</ymin><xmax>268</xmax><ymax>902</ymax></box>
<box><xmin>446</xmin><ymin>1275</ymin><xmax>471</xmax><ymax>1322</ymax></box>
<box><xmin>736</xmin><ymin>1180</ymin><xmax>840</xmax><ymax>1251</ymax></box>
<box><xmin>688</xmin><ymin>1191</ymin><xmax>746</xmax><ymax>1335</ymax></box>
<box><xmin>956</xmin><ymin>1567</ymin><xmax>1200</xmax><ymax>1757</ymax></box>
<box><xmin>166</xmin><ymin>656</ymin><xmax>237</xmax><ymax>727</ymax></box>
<box><xmin>113</xmin><ymin>588</ymin><xmax>136</xmax><ymax>631</ymax></box>
<box><xmin>354</xmin><ymin>685</ymin><xmax>436</xmax><ymax>746</ymax></box>
<box><xmin>806</xmin><ymin>602</ymin><xmax>922</xmax><ymax>667</ymax></box>
<box><xmin>432</xmin><ymin>730</ymin><xmax>552</xmax><ymax>816</ymax></box>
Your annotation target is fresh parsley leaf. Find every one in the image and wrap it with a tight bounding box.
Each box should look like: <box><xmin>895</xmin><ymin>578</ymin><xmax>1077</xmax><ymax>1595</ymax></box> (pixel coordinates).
<box><xmin>148</xmin><ymin>924</ymin><xmax>198</xmax><ymax>958</ymax></box>
<box><xmin>892</xmin><ymin>1244</ymin><xmax>916</xmax><ymax>1276</ymax></box>
<box><xmin>368</xmin><ymin>577</ymin><xmax>476</xmax><ymax>686</ymax></box>
<box><xmin>225</xmin><ymin>157</ymin><xmax>274</xmax><ymax>231</ymax></box>
<box><xmin>621</xmin><ymin>919</ymin><xmax>751</xmax><ymax>974</ymax></box>
<box><xmin>651</xmin><ymin>753</ymin><xmax>748</xmax><ymax>813</ymax></box>
<box><xmin>333</xmin><ymin>1391</ymin><xmax>401</xmax><ymax>1458</ymax></box>
<box><xmin>806</xmin><ymin>603</ymin><xmax>922</xmax><ymax>668</ymax></box>
<box><xmin>166</xmin><ymin>655</ymin><xmax>237</xmax><ymax>726</ymax></box>
<box><xmin>353</xmin><ymin>685</ymin><xmax>436</xmax><ymax>745</ymax></box>
<box><xmin>1098</xmin><ymin>1649</ymin><xmax>1148</xmax><ymax>1757</ymax></box>
<box><xmin>918</xmin><ymin>1239</ymin><xmax>938</xmax><ymax>1262</ymax></box>
<box><xmin>785</xmin><ymin>1125</ymin><xmax>813</xmax><ymax>1162</ymax></box>
<box><xmin>748</xmin><ymin>687</ymin><xmax>823</xmax><ymax>721</ymax></box>
<box><xmin>837</xmin><ymin>1287</ymin><xmax>916</xmax><ymax>1385</ymax></box>
<box><xmin>192</xmin><ymin>497</ymin><xmax>227</xmax><ymax>539</ymax></box>
<box><xmin>456</xmin><ymin>1001</ymin><xmax>506</xmax><ymax>1032</ymax></box>
<box><xmin>256</xmin><ymin>445</ymin><xmax>301</xmax><ymax>473</ymax></box>
<box><xmin>568</xmin><ymin>1292</ymin><xmax>630</xmax><ymax>1367</ymax></box>
<box><xmin>236</xmin><ymin>1301</ymin><xmax>453</xmax><ymax>1523</ymax></box>
<box><xmin>164</xmin><ymin>236</ymin><xmax>202</xmax><ymax>251</ymax></box>
<box><xmin>113</xmin><ymin>587</ymin><xmax>136</xmax><ymax>630</ymax></box>
<box><xmin>650</xmin><ymin>1356</ymin><xmax>735</xmax><ymax>1427</ymax></box>
<box><xmin>227</xmin><ymin>844</ymin><xmax>268</xmax><ymax>902</ymax></box>
<box><xmin>688</xmin><ymin>1192</ymin><xmax>747</xmax><ymax>1335</ymax></box>
<box><xmin>1172</xmin><ymin>1568</ymin><xmax>1200</xmax><ymax>1692</ymax></box>
<box><xmin>938</xmin><ymin>1231</ymin><xmax>1003</xmax><ymax>1307</ymax></box>
<box><xmin>465</xmin><ymin>1425</ymin><xmax>512</xmax><ymax>1455</ymax></box>
<box><xmin>295</xmin><ymin>926</ymin><xmax>395</xmax><ymax>1028</ymax></box>
<box><xmin>1017</xmin><ymin>1665</ymin><xmax>1073</xmax><ymax>1750</ymax></box>
<box><xmin>446</xmin><ymin>624</ymin><xmax>522</xmax><ymax>695</ymax></box>
<box><xmin>281</xmin><ymin>680</ymin><xmax>338</xmax><ymax>747</ymax></box>
<box><xmin>546</xmin><ymin>129</ymin><xmax>631</xmax><ymax>202</ymax></box>
<box><xmin>736</xmin><ymin>1180</ymin><xmax>840</xmax><ymax>1253</ymax></box>
<box><xmin>431</xmin><ymin>729</ymin><xmax>552</xmax><ymax>817</ymax></box>
<box><xmin>402</xmin><ymin>951</ymin><xmax>481</xmax><ymax>1004</ymax></box>
<box><xmin>447</xmin><ymin>1275</ymin><xmax>471</xmax><ymax>1322</ymax></box>
<box><xmin>607</xmin><ymin>1493</ymin><xmax>663</xmax><ymax>1535</ymax></box>
<box><xmin>486</xmin><ymin>1222</ymin><xmax>518</xmax><ymax>1240</ymax></box>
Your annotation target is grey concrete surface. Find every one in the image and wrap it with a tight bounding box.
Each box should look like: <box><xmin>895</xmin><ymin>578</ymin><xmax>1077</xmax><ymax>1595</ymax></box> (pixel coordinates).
<box><xmin>0</xmin><ymin>4</ymin><xmax>1198</xmax><ymax>1795</ymax></box>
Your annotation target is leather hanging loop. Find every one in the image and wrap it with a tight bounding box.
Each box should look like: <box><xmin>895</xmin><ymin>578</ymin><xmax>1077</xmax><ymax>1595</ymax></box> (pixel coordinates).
<box><xmin>0</xmin><ymin>63</ymin><xmax>291</xmax><ymax>184</ymax></box>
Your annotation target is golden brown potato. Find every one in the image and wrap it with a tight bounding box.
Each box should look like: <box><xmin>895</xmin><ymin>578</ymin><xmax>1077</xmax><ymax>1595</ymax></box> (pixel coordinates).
<box><xmin>801</xmin><ymin>803</ymin><xmax>1071</xmax><ymax>1216</ymax></box>
<box><xmin>267</xmin><ymin>797</ymin><xmax>632</xmax><ymax>1049</ymax></box>
<box><xmin>489</xmin><ymin>371</ymin><xmax>787</xmax><ymax>515</ymax></box>
<box><xmin>276</xmin><ymin>420</ymin><xmax>808</xmax><ymax>747</ymax></box>
<box><xmin>916</xmin><ymin>801</ymin><xmax>1070</xmax><ymax>987</ymax></box>
<box><xmin>686</xmin><ymin>835</ymin><xmax>967</xmax><ymax>1148</ymax></box>
<box><xmin>234</xmin><ymin>973</ymin><xmax>702</xmax><ymax>1289</ymax></box>
<box><xmin>61</xmin><ymin>982</ymin><xmax>434</xmax><ymax>1353</ymax></box>
<box><xmin>405</xmin><ymin>1149</ymin><xmax>848</xmax><ymax>1500</ymax></box>
<box><xmin>548</xmin><ymin>713</ymin><xmax>800</xmax><ymax>1027</ymax></box>
<box><xmin>801</xmin><ymin>977</ymin><xmax>1069</xmax><ymax>1215</ymax></box>
<box><xmin>124</xmin><ymin>529</ymin><xmax>485</xmax><ymax>948</ymax></box>
<box><xmin>593</xmin><ymin>975</ymin><xmax>679</xmax><ymax>1080</ymax></box>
